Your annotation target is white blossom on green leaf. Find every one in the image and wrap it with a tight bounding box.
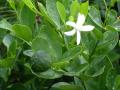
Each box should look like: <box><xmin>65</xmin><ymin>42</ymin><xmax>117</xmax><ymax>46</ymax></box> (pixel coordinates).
<box><xmin>64</xmin><ymin>13</ymin><xmax>95</xmax><ymax>45</ymax></box>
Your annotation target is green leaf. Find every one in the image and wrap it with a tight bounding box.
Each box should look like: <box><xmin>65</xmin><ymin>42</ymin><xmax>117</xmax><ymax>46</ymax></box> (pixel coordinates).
<box><xmin>79</xmin><ymin>1</ymin><xmax>89</xmax><ymax>16</ymax></box>
<box><xmin>119</xmin><ymin>40</ymin><xmax>120</xmax><ymax>47</ymax></box>
<box><xmin>0</xmin><ymin>57</ymin><xmax>15</xmax><ymax>68</ymax></box>
<box><xmin>84</xmin><ymin>76</ymin><xmax>107</xmax><ymax>90</ymax></box>
<box><xmin>32</xmin><ymin>33</ymin><xmax>62</xmax><ymax>60</ymax></box>
<box><xmin>64</xmin><ymin>60</ymin><xmax>88</xmax><ymax>76</ymax></box>
<box><xmin>38</xmin><ymin>27</ymin><xmax>62</xmax><ymax>59</ymax></box>
<box><xmin>3</xmin><ymin>34</ymin><xmax>14</xmax><ymax>51</ymax></box>
<box><xmin>95</xmin><ymin>31</ymin><xmax>119</xmax><ymax>55</ymax></box>
<box><xmin>110</xmin><ymin>0</ymin><xmax>117</xmax><ymax>7</ymax></box>
<box><xmin>0</xmin><ymin>68</ymin><xmax>10</xmax><ymax>82</ymax></box>
<box><xmin>81</xmin><ymin>32</ymin><xmax>97</xmax><ymax>55</ymax></box>
<box><xmin>50</xmin><ymin>82</ymin><xmax>83</xmax><ymax>90</ymax></box>
<box><xmin>105</xmin><ymin>25</ymin><xmax>117</xmax><ymax>32</ymax></box>
<box><xmin>51</xmin><ymin>46</ymin><xmax>83</xmax><ymax>72</ymax></box>
<box><xmin>56</xmin><ymin>1</ymin><xmax>66</xmax><ymax>24</ymax></box>
<box><xmin>70</xmin><ymin>0</ymin><xmax>79</xmax><ymax>17</ymax></box>
<box><xmin>88</xmin><ymin>6</ymin><xmax>103</xmax><ymax>29</ymax></box>
<box><xmin>112</xmin><ymin>20</ymin><xmax>120</xmax><ymax>32</ymax></box>
<box><xmin>106</xmin><ymin>68</ymin><xmax>117</xmax><ymax>90</ymax></box>
<box><xmin>23</xmin><ymin>50</ymin><xmax>33</xmax><ymax>57</ymax></box>
<box><xmin>8</xmin><ymin>40</ymin><xmax>16</xmax><ymax>56</ymax></box>
<box><xmin>0</xmin><ymin>19</ymin><xmax>12</xmax><ymax>31</ymax></box>
<box><xmin>60</xmin><ymin>0</ymin><xmax>71</xmax><ymax>10</ymax></box>
<box><xmin>46</xmin><ymin>0</ymin><xmax>60</xmax><ymax>28</ymax></box>
<box><xmin>25</xmin><ymin>63</ymin><xmax>62</xmax><ymax>79</ymax></box>
<box><xmin>39</xmin><ymin>69</ymin><xmax>62</xmax><ymax>79</ymax></box>
<box><xmin>113</xmin><ymin>75</ymin><xmax>120</xmax><ymax>90</ymax></box>
<box><xmin>105</xmin><ymin>10</ymin><xmax>117</xmax><ymax>25</ymax></box>
<box><xmin>32</xmin><ymin>37</ymin><xmax>50</xmax><ymax>53</ymax></box>
<box><xmin>12</xmin><ymin>24</ymin><xmax>32</xmax><ymax>45</ymax></box>
<box><xmin>117</xmin><ymin>0</ymin><xmax>120</xmax><ymax>14</ymax></box>
<box><xmin>74</xmin><ymin>77</ymin><xmax>85</xmax><ymax>89</ymax></box>
<box><xmin>22</xmin><ymin>0</ymin><xmax>38</xmax><ymax>13</ymax></box>
<box><xmin>21</xmin><ymin>5</ymin><xmax>35</xmax><ymax>29</ymax></box>
<box><xmin>0</xmin><ymin>30</ymin><xmax>7</xmax><ymax>44</ymax></box>
<box><xmin>85</xmin><ymin>56</ymin><xmax>105</xmax><ymax>77</ymax></box>
<box><xmin>107</xmin><ymin>51</ymin><xmax>120</xmax><ymax>62</ymax></box>
<box><xmin>62</xmin><ymin>46</ymin><xmax>82</xmax><ymax>60</ymax></box>
<box><xmin>7</xmin><ymin>0</ymin><xmax>16</xmax><ymax>10</ymax></box>
<box><xmin>92</xmin><ymin>29</ymin><xmax>103</xmax><ymax>40</ymax></box>
<box><xmin>38</xmin><ymin>2</ymin><xmax>54</xmax><ymax>24</ymax></box>
<box><xmin>3</xmin><ymin>34</ymin><xmax>16</xmax><ymax>56</ymax></box>
<box><xmin>6</xmin><ymin>84</ymin><xmax>26</xmax><ymax>90</ymax></box>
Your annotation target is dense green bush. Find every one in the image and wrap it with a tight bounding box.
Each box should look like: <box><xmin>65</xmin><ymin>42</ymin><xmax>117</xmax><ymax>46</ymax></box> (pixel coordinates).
<box><xmin>0</xmin><ymin>0</ymin><xmax>120</xmax><ymax>90</ymax></box>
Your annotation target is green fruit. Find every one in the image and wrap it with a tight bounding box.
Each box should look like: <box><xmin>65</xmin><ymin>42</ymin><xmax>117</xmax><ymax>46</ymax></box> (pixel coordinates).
<box><xmin>31</xmin><ymin>50</ymin><xmax>51</xmax><ymax>72</ymax></box>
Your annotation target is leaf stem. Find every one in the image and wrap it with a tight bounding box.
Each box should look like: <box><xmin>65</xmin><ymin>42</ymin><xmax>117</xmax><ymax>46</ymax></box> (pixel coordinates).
<box><xmin>59</xmin><ymin>29</ymin><xmax>69</xmax><ymax>50</ymax></box>
<box><xmin>106</xmin><ymin>55</ymin><xmax>114</xmax><ymax>69</ymax></box>
<box><xmin>103</xmin><ymin>0</ymin><xmax>108</xmax><ymax>11</ymax></box>
<box><xmin>103</xmin><ymin>0</ymin><xmax>111</xmax><ymax>26</ymax></box>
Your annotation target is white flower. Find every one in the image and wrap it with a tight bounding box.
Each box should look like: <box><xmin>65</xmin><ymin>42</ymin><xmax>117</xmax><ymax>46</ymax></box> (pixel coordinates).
<box><xmin>64</xmin><ymin>13</ymin><xmax>95</xmax><ymax>45</ymax></box>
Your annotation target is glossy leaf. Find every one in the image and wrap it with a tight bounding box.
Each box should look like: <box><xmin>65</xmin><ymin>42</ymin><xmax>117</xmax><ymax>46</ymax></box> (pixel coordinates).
<box><xmin>46</xmin><ymin>0</ymin><xmax>60</xmax><ymax>28</ymax></box>
<box><xmin>95</xmin><ymin>31</ymin><xmax>119</xmax><ymax>55</ymax></box>
<box><xmin>25</xmin><ymin>63</ymin><xmax>62</xmax><ymax>79</ymax></box>
<box><xmin>3</xmin><ymin>34</ymin><xmax>14</xmax><ymax>51</ymax></box>
<box><xmin>113</xmin><ymin>75</ymin><xmax>120</xmax><ymax>90</ymax></box>
<box><xmin>0</xmin><ymin>57</ymin><xmax>15</xmax><ymax>68</ymax></box>
<box><xmin>12</xmin><ymin>24</ymin><xmax>32</xmax><ymax>45</ymax></box>
<box><xmin>50</xmin><ymin>82</ymin><xmax>83</xmax><ymax>90</ymax></box>
<box><xmin>56</xmin><ymin>1</ymin><xmax>66</xmax><ymax>23</ymax></box>
<box><xmin>106</xmin><ymin>69</ymin><xmax>117</xmax><ymax>90</ymax></box>
<box><xmin>88</xmin><ymin>6</ymin><xmax>103</xmax><ymax>29</ymax></box>
<box><xmin>85</xmin><ymin>56</ymin><xmax>105</xmax><ymax>77</ymax></box>
<box><xmin>7</xmin><ymin>0</ymin><xmax>16</xmax><ymax>10</ymax></box>
<box><xmin>70</xmin><ymin>0</ymin><xmax>79</xmax><ymax>17</ymax></box>
<box><xmin>0</xmin><ymin>19</ymin><xmax>12</xmax><ymax>31</ymax></box>
<box><xmin>105</xmin><ymin>10</ymin><xmax>117</xmax><ymax>25</ymax></box>
<box><xmin>112</xmin><ymin>20</ymin><xmax>120</xmax><ymax>32</ymax></box>
<box><xmin>22</xmin><ymin>0</ymin><xmax>38</xmax><ymax>13</ymax></box>
<box><xmin>20</xmin><ymin>5</ymin><xmax>35</xmax><ymax>29</ymax></box>
<box><xmin>79</xmin><ymin>1</ymin><xmax>89</xmax><ymax>16</ymax></box>
<box><xmin>32</xmin><ymin>37</ymin><xmax>50</xmax><ymax>53</ymax></box>
<box><xmin>0</xmin><ymin>68</ymin><xmax>9</xmax><ymax>82</ymax></box>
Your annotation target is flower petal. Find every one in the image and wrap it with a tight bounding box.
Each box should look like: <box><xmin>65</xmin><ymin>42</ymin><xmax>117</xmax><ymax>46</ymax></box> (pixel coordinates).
<box><xmin>66</xmin><ymin>21</ymin><xmax>76</xmax><ymax>27</ymax></box>
<box><xmin>64</xmin><ymin>29</ymin><xmax>76</xmax><ymax>36</ymax></box>
<box><xmin>80</xmin><ymin>25</ymin><xmax>95</xmax><ymax>31</ymax></box>
<box><xmin>76</xmin><ymin>13</ymin><xmax>85</xmax><ymax>26</ymax></box>
<box><xmin>76</xmin><ymin>31</ymin><xmax>81</xmax><ymax>45</ymax></box>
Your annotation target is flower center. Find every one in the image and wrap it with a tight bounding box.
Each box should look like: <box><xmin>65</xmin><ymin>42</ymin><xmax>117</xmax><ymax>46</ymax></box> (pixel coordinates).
<box><xmin>75</xmin><ymin>25</ymin><xmax>82</xmax><ymax>31</ymax></box>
